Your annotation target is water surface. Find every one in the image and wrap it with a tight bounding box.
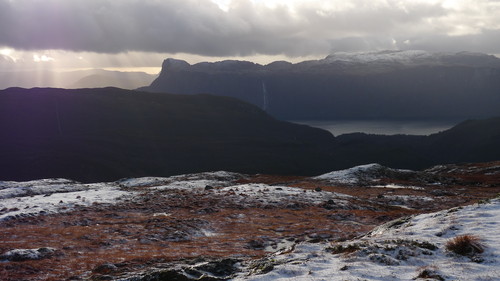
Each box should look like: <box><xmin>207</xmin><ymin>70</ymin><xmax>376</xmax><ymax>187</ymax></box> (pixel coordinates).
<box><xmin>292</xmin><ymin>120</ymin><xmax>459</xmax><ymax>136</ymax></box>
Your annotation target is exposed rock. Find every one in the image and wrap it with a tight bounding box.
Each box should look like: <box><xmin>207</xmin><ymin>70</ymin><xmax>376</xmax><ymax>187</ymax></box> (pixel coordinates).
<box><xmin>1</xmin><ymin>247</ymin><xmax>57</xmax><ymax>261</ymax></box>
<box><xmin>123</xmin><ymin>258</ymin><xmax>240</xmax><ymax>281</ymax></box>
<box><xmin>246</xmin><ymin>239</ymin><xmax>267</xmax><ymax>250</ymax></box>
<box><xmin>93</xmin><ymin>263</ymin><xmax>118</xmax><ymax>274</ymax></box>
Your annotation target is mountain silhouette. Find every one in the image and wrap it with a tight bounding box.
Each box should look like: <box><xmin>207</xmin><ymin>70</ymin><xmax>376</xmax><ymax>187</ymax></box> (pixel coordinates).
<box><xmin>142</xmin><ymin>51</ymin><xmax>500</xmax><ymax>120</ymax></box>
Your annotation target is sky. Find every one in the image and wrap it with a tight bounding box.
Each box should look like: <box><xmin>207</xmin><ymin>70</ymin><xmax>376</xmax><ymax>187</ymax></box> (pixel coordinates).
<box><xmin>1</xmin><ymin>0</ymin><xmax>500</xmax><ymax>73</ymax></box>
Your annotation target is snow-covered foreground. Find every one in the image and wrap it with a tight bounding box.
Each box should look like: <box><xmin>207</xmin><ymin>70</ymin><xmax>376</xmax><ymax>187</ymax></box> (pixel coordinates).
<box><xmin>235</xmin><ymin>198</ymin><xmax>500</xmax><ymax>281</ymax></box>
<box><xmin>1</xmin><ymin>163</ymin><xmax>500</xmax><ymax>280</ymax></box>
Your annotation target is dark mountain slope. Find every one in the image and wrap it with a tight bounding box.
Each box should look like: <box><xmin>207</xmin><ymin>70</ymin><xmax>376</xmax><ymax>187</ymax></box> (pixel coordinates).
<box><xmin>427</xmin><ymin>117</ymin><xmax>500</xmax><ymax>163</ymax></box>
<box><xmin>0</xmin><ymin>87</ymin><xmax>334</xmax><ymax>182</ymax></box>
<box><xmin>1</xmin><ymin>87</ymin><xmax>499</xmax><ymax>182</ymax></box>
<box><xmin>332</xmin><ymin>117</ymin><xmax>500</xmax><ymax>169</ymax></box>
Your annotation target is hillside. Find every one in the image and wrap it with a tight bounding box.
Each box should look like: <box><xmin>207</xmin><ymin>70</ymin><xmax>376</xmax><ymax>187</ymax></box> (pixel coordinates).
<box><xmin>142</xmin><ymin>50</ymin><xmax>500</xmax><ymax>120</ymax></box>
<box><xmin>1</xmin><ymin>87</ymin><xmax>500</xmax><ymax>182</ymax></box>
<box><xmin>331</xmin><ymin>117</ymin><xmax>500</xmax><ymax>169</ymax></box>
<box><xmin>0</xmin><ymin>87</ymin><xmax>334</xmax><ymax>182</ymax></box>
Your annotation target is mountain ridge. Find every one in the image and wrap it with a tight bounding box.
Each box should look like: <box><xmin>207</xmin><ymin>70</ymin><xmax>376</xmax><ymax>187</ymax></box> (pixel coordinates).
<box><xmin>143</xmin><ymin>50</ymin><xmax>500</xmax><ymax>120</ymax></box>
<box><xmin>0</xmin><ymin>69</ymin><xmax>156</xmax><ymax>90</ymax></box>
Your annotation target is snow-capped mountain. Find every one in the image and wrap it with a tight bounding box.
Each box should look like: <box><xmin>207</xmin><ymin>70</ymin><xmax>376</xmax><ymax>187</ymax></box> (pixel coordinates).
<box><xmin>157</xmin><ymin>50</ymin><xmax>500</xmax><ymax>73</ymax></box>
<box><xmin>323</xmin><ymin>50</ymin><xmax>500</xmax><ymax>67</ymax></box>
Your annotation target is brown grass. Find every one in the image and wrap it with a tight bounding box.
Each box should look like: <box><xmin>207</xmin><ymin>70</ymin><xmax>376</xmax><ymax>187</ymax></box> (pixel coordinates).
<box><xmin>415</xmin><ymin>266</ymin><xmax>445</xmax><ymax>280</ymax></box>
<box><xmin>445</xmin><ymin>235</ymin><xmax>485</xmax><ymax>256</ymax></box>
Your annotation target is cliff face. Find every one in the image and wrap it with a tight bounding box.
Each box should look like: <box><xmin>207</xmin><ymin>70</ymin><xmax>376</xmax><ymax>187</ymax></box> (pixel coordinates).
<box><xmin>144</xmin><ymin>51</ymin><xmax>500</xmax><ymax>120</ymax></box>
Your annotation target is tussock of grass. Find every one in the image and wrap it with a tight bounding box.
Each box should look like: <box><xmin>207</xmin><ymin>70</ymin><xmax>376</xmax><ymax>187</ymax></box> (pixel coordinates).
<box><xmin>445</xmin><ymin>235</ymin><xmax>484</xmax><ymax>256</ymax></box>
<box><xmin>415</xmin><ymin>266</ymin><xmax>445</xmax><ymax>280</ymax></box>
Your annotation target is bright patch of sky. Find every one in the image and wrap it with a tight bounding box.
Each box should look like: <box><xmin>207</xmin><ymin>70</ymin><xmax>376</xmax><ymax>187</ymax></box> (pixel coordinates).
<box><xmin>33</xmin><ymin>54</ymin><xmax>54</xmax><ymax>63</ymax></box>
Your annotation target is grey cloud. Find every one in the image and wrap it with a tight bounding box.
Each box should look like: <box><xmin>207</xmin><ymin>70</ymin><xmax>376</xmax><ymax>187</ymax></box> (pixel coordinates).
<box><xmin>397</xmin><ymin>30</ymin><xmax>500</xmax><ymax>54</ymax></box>
<box><xmin>0</xmin><ymin>0</ymin><xmax>499</xmax><ymax>57</ymax></box>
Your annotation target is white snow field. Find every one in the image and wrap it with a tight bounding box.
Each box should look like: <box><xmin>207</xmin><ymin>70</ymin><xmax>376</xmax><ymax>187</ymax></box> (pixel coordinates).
<box><xmin>0</xmin><ymin>179</ymin><xmax>133</xmax><ymax>221</ymax></box>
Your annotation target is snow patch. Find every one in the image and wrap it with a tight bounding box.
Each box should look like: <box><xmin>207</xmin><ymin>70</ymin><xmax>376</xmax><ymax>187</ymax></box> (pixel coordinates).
<box><xmin>118</xmin><ymin>171</ymin><xmax>242</xmax><ymax>189</ymax></box>
<box><xmin>0</xmin><ymin>180</ymin><xmax>134</xmax><ymax>221</ymax></box>
<box><xmin>217</xmin><ymin>183</ymin><xmax>351</xmax><ymax>206</ymax></box>
<box><xmin>315</xmin><ymin>163</ymin><xmax>413</xmax><ymax>185</ymax></box>
<box><xmin>325</xmin><ymin>50</ymin><xmax>433</xmax><ymax>65</ymax></box>
<box><xmin>372</xmin><ymin>184</ymin><xmax>424</xmax><ymax>190</ymax></box>
<box><xmin>315</xmin><ymin>163</ymin><xmax>384</xmax><ymax>184</ymax></box>
<box><xmin>116</xmin><ymin>177</ymin><xmax>172</xmax><ymax>188</ymax></box>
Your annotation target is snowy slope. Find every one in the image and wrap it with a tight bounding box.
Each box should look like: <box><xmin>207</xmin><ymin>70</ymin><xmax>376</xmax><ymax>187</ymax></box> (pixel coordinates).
<box><xmin>235</xmin><ymin>198</ymin><xmax>500</xmax><ymax>280</ymax></box>
<box><xmin>0</xmin><ymin>179</ymin><xmax>134</xmax><ymax>221</ymax></box>
<box><xmin>325</xmin><ymin>50</ymin><xmax>434</xmax><ymax>64</ymax></box>
<box><xmin>323</xmin><ymin>50</ymin><xmax>500</xmax><ymax>67</ymax></box>
<box><xmin>314</xmin><ymin>163</ymin><xmax>415</xmax><ymax>185</ymax></box>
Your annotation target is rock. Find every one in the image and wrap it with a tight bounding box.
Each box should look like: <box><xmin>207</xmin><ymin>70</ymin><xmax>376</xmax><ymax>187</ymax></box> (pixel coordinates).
<box><xmin>194</xmin><ymin>258</ymin><xmax>239</xmax><ymax>277</ymax></box>
<box><xmin>163</xmin><ymin>230</ymin><xmax>191</xmax><ymax>242</ymax></box>
<box><xmin>139</xmin><ymin>269</ymin><xmax>192</xmax><ymax>281</ymax></box>
<box><xmin>93</xmin><ymin>262</ymin><xmax>118</xmax><ymax>274</ymax></box>
<box><xmin>1</xmin><ymin>247</ymin><xmax>57</xmax><ymax>261</ymax></box>
<box><xmin>429</xmin><ymin>189</ymin><xmax>455</xmax><ymax>196</ymax></box>
<box><xmin>246</xmin><ymin>239</ymin><xmax>266</xmax><ymax>250</ymax></box>
<box><xmin>248</xmin><ymin>259</ymin><xmax>276</xmax><ymax>275</ymax></box>
<box><xmin>134</xmin><ymin>258</ymin><xmax>240</xmax><ymax>281</ymax></box>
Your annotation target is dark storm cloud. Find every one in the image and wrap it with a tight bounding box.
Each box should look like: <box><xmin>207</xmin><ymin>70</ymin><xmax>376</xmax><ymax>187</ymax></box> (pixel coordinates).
<box><xmin>0</xmin><ymin>0</ymin><xmax>499</xmax><ymax>56</ymax></box>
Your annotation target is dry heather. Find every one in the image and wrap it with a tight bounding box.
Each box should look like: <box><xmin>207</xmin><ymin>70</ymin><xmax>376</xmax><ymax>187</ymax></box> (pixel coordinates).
<box><xmin>445</xmin><ymin>234</ymin><xmax>485</xmax><ymax>256</ymax></box>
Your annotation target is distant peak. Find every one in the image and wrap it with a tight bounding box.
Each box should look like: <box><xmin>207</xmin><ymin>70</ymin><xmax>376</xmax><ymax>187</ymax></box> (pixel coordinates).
<box><xmin>162</xmin><ymin>58</ymin><xmax>190</xmax><ymax>70</ymax></box>
<box><xmin>192</xmin><ymin>60</ymin><xmax>262</xmax><ymax>72</ymax></box>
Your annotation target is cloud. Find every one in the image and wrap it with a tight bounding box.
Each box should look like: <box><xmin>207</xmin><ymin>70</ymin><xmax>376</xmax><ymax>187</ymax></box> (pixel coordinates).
<box><xmin>0</xmin><ymin>0</ymin><xmax>499</xmax><ymax>57</ymax></box>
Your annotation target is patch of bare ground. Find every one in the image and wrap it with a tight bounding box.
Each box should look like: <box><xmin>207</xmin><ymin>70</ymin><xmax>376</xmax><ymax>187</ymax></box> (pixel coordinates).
<box><xmin>1</xmin><ymin>161</ymin><xmax>499</xmax><ymax>280</ymax></box>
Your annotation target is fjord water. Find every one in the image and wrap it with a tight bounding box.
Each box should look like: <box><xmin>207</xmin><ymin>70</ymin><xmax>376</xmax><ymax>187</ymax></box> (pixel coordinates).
<box><xmin>292</xmin><ymin>120</ymin><xmax>459</xmax><ymax>136</ymax></box>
